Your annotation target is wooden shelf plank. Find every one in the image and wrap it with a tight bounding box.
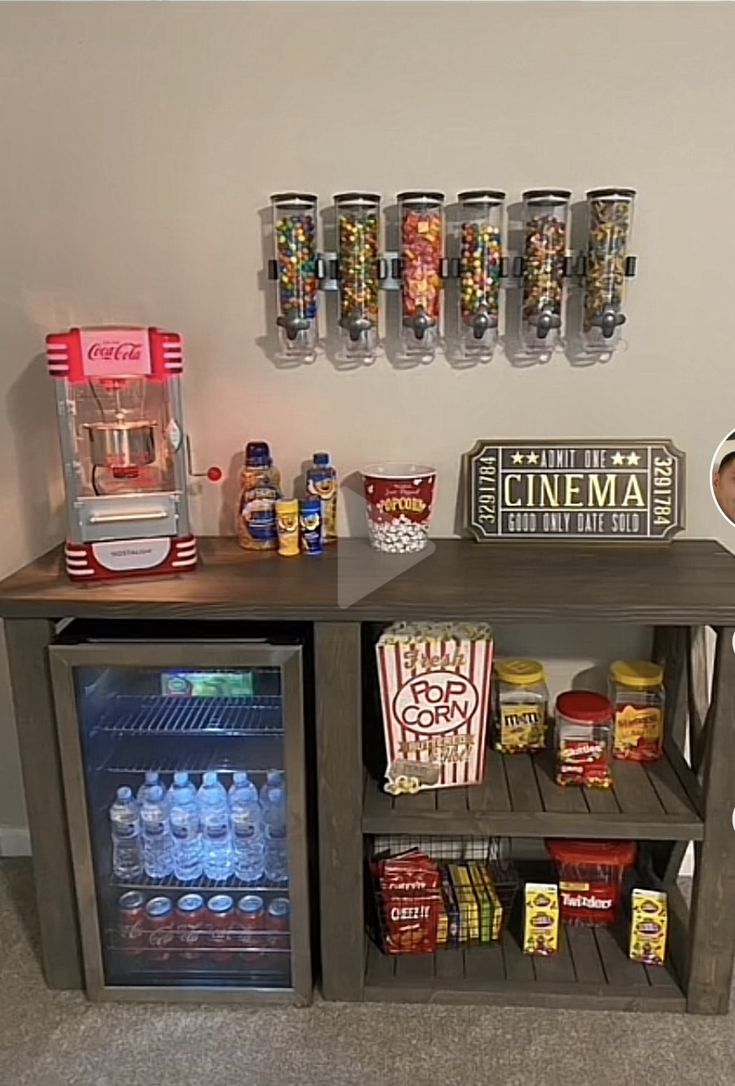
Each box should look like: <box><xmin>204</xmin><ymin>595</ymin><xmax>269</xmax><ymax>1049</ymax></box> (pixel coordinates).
<box><xmin>3</xmin><ymin>538</ymin><xmax>735</xmax><ymax>624</ymax></box>
<box><xmin>362</xmin><ymin>749</ymin><xmax>704</xmax><ymax>840</ymax></box>
<box><xmin>364</xmin><ymin>923</ymin><xmax>685</xmax><ymax>1011</ymax></box>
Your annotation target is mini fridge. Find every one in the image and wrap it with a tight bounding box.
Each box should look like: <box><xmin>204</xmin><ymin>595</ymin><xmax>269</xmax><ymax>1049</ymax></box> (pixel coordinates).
<box><xmin>49</xmin><ymin>635</ymin><xmax>311</xmax><ymax>1003</ymax></box>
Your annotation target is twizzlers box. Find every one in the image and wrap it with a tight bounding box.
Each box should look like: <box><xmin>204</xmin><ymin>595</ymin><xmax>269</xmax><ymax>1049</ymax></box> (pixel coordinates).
<box><xmin>376</xmin><ymin>622</ymin><xmax>494</xmax><ymax>793</ymax></box>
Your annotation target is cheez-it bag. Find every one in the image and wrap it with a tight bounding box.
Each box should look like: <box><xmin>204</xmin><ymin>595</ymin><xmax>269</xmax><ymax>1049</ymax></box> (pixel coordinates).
<box><xmin>377</xmin><ymin>622</ymin><xmax>494</xmax><ymax>793</ymax></box>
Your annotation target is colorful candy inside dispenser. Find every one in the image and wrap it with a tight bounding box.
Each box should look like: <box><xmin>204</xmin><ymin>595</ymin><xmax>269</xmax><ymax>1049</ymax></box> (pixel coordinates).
<box><xmin>457</xmin><ymin>190</ymin><xmax>505</xmax><ymax>361</ymax></box>
<box><xmin>520</xmin><ymin>189</ymin><xmax>570</xmax><ymax>353</ymax></box>
<box><xmin>398</xmin><ymin>191</ymin><xmax>444</xmax><ymax>361</ymax></box>
<box><xmin>547</xmin><ymin>839</ymin><xmax>637</xmax><ymax>926</ymax></box>
<box><xmin>271</xmin><ymin>192</ymin><xmax>319</xmax><ymax>362</ymax></box>
<box><xmin>583</xmin><ymin>188</ymin><xmax>636</xmax><ymax>353</ymax></box>
<box><xmin>335</xmin><ymin>192</ymin><xmax>381</xmax><ymax>363</ymax></box>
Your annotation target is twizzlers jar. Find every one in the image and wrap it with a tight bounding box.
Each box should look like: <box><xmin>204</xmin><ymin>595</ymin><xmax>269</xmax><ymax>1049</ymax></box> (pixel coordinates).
<box><xmin>377</xmin><ymin>622</ymin><xmax>494</xmax><ymax>793</ymax></box>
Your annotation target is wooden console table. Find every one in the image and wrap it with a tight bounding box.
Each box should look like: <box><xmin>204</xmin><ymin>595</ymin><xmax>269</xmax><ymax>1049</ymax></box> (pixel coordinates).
<box><xmin>0</xmin><ymin>537</ymin><xmax>734</xmax><ymax>1013</ymax></box>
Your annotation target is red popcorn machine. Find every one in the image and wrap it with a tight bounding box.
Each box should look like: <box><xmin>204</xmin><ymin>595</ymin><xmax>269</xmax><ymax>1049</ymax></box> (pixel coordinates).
<box><xmin>47</xmin><ymin>326</ymin><xmax>210</xmax><ymax>582</ymax></box>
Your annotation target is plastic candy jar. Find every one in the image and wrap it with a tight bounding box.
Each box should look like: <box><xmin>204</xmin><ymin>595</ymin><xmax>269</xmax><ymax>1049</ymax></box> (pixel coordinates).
<box><xmin>555</xmin><ymin>690</ymin><xmax>613</xmax><ymax>789</ymax></box>
<box><xmin>492</xmin><ymin>658</ymin><xmax>548</xmax><ymax>753</ymax></box>
<box><xmin>608</xmin><ymin>660</ymin><xmax>665</xmax><ymax>762</ymax></box>
<box><xmin>547</xmin><ymin>839</ymin><xmax>637</xmax><ymax>926</ymax></box>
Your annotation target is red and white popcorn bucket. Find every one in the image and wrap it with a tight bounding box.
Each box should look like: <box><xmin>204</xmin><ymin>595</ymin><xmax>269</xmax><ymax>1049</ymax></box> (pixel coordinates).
<box><xmin>377</xmin><ymin>622</ymin><xmax>494</xmax><ymax>792</ymax></box>
<box><xmin>361</xmin><ymin>463</ymin><xmax>436</xmax><ymax>553</ymax></box>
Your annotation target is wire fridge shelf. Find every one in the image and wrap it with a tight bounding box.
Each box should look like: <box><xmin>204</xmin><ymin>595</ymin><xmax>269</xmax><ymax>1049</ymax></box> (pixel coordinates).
<box><xmin>91</xmin><ymin>695</ymin><xmax>283</xmax><ymax>738</ymax></box>
<box><xmin>111</xmin><ymin>874</ymin><xmax>290</xmax><ymax>893</ymax></box>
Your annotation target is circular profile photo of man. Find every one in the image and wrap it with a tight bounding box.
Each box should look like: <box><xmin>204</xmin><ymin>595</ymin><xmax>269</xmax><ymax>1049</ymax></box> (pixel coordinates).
<box><xmin>712</xmin><ymin>434</ymin><xmax>735</xmax><ymax>525</ymax></box>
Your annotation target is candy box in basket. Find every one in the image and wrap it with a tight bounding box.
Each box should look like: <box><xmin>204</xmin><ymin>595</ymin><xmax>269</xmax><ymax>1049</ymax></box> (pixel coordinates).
<box><xmin>376</xmin><ymin>622</ymin><xmax>494</xmax><ymax>793</ymax></box>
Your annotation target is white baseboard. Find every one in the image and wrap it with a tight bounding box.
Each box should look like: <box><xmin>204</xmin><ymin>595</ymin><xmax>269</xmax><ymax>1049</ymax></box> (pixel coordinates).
<box><xmin>0</xmin><ymin>826</ymin><xmax>31</xmax><ymax>857</ymax></box>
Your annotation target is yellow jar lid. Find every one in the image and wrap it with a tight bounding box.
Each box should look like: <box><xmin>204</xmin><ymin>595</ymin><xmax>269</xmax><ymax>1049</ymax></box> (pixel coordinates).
<box><xmin>495</xmin><ymin>658</ymin><xmax>546</xmax><ymax>686</ymax></box>
<box><xmin>610</xmin><ymin>660</ymin><xmax>663</xmax><ymax>689</ymax></box>
<box><xmin>276</xmin><ymin>498</ymin><xmax>298</xmax><ymax>513</ymax></box>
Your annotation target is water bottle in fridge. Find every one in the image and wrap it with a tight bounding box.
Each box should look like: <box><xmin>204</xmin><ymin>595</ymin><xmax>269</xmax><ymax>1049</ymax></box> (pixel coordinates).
<box><xmin>137</xmin><ymin>771</ymin><xmax>166</xmax><ymax>808</ymax></box>
<box><xmin>198</xmin><ymin>771</ymin><xmax>234</xmax><ymax>880</ymax></box>
<box><xmin>263</xmin><ymin>787</ymin><xmax>289</xmax><ymax>884</ymax></box>
<box><xmin>169</xmin><ymin>789</ymin><xmax>203</xmax><ymax>881</ymax></box>
<box><xmin>260</xmin><ymin>770</ymin><xmax>286</xmax><ymax>811</ymax></box>
<box><xmin>228</xmin><ymin>771</ymin><xmax>258</xmax><ymax>806</ymax></box>
<box><xmin>167</xmin><ymin>770</ymin><xmax>198</xmax><ymax>806</ymax></box>
<box><xmin>140</xmin><ymin>785</ymin><xmax>174</xmax><ymax>879</ymax></box>
<box><xmin>109</xmin><ymin>786</ymin><xmax>143</xmax><ymax>880</ymax></box>
<box><xmin>230</xmin><ymin>777</ymin><xmax>264</xmax><ymax>883</ymax></box>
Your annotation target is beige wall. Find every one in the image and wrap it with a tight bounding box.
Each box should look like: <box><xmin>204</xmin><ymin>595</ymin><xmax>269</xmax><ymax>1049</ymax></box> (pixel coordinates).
<box><xmin>0</xmin><ymin>2</ymin><xmax>733</xmax><ymax>840</ymax></box>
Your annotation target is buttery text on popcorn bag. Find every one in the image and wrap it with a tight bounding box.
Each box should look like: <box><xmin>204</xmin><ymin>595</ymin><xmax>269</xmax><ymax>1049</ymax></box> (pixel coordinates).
<box><xmin>376</xmin><ymin>622</ymin><xmax>494</xmax><ymax>793</ymax></box>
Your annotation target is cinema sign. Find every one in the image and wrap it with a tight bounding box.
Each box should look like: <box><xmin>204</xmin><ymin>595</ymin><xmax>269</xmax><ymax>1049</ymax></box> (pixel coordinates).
<box><xmin>464</xmin><ymin>439</ymin><xmax>685</xmax><ymax>542</ymax></box>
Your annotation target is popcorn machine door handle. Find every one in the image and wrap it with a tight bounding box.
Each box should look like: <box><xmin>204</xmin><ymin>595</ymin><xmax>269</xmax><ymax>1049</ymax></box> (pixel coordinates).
<box><xmin>87</xmin><ymin>510</ymin><xmax>170</xmax><ymax>525</ymax></box>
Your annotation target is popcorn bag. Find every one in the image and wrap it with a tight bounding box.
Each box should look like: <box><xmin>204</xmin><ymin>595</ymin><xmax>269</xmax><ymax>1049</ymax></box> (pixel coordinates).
<box><xmin>376</xmin><ymin>622</ymin><xmax>494</xmax><ymax>793</ymax></box>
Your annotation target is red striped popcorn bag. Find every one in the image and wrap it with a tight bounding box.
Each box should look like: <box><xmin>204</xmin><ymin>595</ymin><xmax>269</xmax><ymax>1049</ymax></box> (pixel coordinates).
<box><xmin>377</xmin><ymin>622</ymin><xmax>494</xmax><ymax>793</ymax></box>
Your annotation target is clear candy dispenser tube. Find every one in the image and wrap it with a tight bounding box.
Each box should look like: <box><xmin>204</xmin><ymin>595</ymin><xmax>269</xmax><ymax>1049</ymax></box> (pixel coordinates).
<box><xmin>334</xmin><ymin>192</ymin><xmax>381</xmax><ymax>363</ymax></box>
<box><xmin>457</xmin><ymin>190</ymin><xmax>505</xmax><ymax>361</ymax></box>
<box><xmin>520</xmin><ymin>189</ymin><xmax>571</xmax><ymax>354</ymax></box>
<box><xmin>582</xmin><ymin>188</ymin><xmax>636</xmax><ymax>353</ymax></box>
<box><xmin>398</xmin><ymin>191</ymin><xmax>444</xmax><ymax>362</ymax></box>
<box><xmin>271</xmin><ymin>192</ymin><xmax>319</xmax><ymax>362</ymax></box>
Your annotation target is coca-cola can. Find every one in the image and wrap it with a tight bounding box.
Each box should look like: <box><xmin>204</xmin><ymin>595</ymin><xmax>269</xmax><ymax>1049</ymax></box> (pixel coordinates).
<box><xmin>266</xmin><ymin>897</ymin><xmax>291</xmax><ymax>953</ymax></box>
<box><xmin>234</xmin><ymin>895</ymin><xmax>265</xmax><ymax>963</ymax></box>
<box><xmin>176</xmin><ymin>894</ymin><xmax>206</xmax><ymax>962</ymax></box>
<box><xmin>145</xmin><ymin>896</ymin><xmax>176</xmax><ymax>963</ymax></box>
<box><xmin>118</xmin><ymin>891</ymin><xmax>146</xmax><ymax>957</ymax></box>
<box><xmin>206</xmin><ymin>894</ymin><xmax>235</xmax><ymax>964</ymax></box>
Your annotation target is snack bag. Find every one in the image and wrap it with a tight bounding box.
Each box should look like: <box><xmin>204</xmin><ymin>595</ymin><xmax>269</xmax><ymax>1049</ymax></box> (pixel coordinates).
<box><xmin>629</xmin><ymin>889</ymin><xmax>667</xmax><ymax>966</ymax></box>
<box><xmin>523</xmin><ymin>883</ymin><xmax>559</xmax><ymax>956</ymax></box>
<box><xmin>377</xmin><ymin>622</ymin><xmax>494</xmax><ymax>793</ymax></box>
<box><xmin>375</xmin><ymin>851</ymin><xmax>443</xmax><ymax>955</ymax></box>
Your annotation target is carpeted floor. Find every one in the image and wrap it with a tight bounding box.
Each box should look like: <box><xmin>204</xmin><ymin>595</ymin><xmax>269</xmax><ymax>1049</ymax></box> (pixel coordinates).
<box><xmin>1</xmin><ymin>859</ymin><xmax>733</xmax><ymax>1086</ymax></box>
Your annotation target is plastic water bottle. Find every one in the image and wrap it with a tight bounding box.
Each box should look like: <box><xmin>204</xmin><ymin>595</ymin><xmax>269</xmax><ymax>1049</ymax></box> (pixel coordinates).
<box><xmin>260</xmin><ymin>770</ymin><xmax>285</xmax><ymax>811</ymax></box>
<box><xmin>198</xmin><ymin>771</ymin><xmax>233</xmax><ymax>880</ymax></box>
<box><xmin>263</xmin><ymin>786</ymin><xmax>289</xmax><ymax>884</ymax></box>
<box><xmin>109</xmin><ymin>786</ymin><xmax>143</xmax><ymax>880</ymax></box>
<box><xmin>168</xmin><ymin>771</ymin><xmax>198</xmax><ymax>806</ymax></box>
<box><xmin>137</xmin><ymin>771</ymin><xmax>166</xmax><ymax>808</ymax></box>
<box><xmin>140</xmin><ymin>784</ymin><xmax>173</xmax><ymax>879</ymax></box>
<box><xmin>169</xmin><ymin>789</ymin><xmax>203</xmax><ymax>882</ymax></box>
<box><xmin>228</xmin><ymin>771</ymin><xmax>258</xmax><ymax>806</ymax></box>
<box><xmin>230</xmin><ymin>778</ymin><xmax>264</xmax><ymax>883</ymax></box>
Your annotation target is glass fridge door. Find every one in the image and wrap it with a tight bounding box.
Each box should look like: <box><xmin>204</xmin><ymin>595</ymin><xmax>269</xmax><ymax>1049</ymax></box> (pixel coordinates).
<box><xmin>49</xmin><ymin>641</ymin><xmax>309</xmax><ymax>1002</ymax></box>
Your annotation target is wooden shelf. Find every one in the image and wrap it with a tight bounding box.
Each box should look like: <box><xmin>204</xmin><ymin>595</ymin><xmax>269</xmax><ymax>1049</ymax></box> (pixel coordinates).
<box><xmin>3</xmin><ymin>538</ymin><xmax>735</xmax><ymax>623</ymax></box>
<box><xmin>363</xmin><ymin>748</ymin><xmax>703</xmax><ymax>841</ymax></box>
<box><xmin>364</xmin><ymin>923</ymin><xmax>685</xmax><ymax>1011</ymax></box>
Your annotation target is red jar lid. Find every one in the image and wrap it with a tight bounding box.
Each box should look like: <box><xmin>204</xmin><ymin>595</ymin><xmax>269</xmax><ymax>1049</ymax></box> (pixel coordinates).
<box><xmin>556</xmin><ymin>690</ymin><xmax>612</xmax><ymax>725</ymax></box>
<box><xmin>547</xmin><ymin>839</ymin><xmax>637</xmax><ymax>869</ymax></box>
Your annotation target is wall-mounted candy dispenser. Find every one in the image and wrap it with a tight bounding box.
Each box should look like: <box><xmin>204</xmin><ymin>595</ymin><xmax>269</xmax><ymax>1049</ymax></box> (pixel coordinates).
<box><xmin>47</xmin><ymin>326</ymin><xmax>220</xmax><ymax>582</ymax></box>
<box><xmin>581</xmin><ymin>188</ymin><xmax>637</xmax><ymax>354</ymax></box>
<box><xmin>457</xmin><ymin>190</ymin><xmax>505</xmax><ymax>362</ymax></box>
<box><xmin>397</xmin><ymin>191</ymin><xmax>445</xmax><ymax>362</ymax></box>
<box><xmin>519</xmin><ymin>189</ymin><xmax>571</xmax><ymax>355</ymax></box>
<box><xmin>334</xmin><ymin>192</ymin><xmax>381</xmax><ymax>363</ymax></box>
<box><xmin>271</xmin><ymin>192</ymin><xmax>319</xmax><ymax>363</ymax></box>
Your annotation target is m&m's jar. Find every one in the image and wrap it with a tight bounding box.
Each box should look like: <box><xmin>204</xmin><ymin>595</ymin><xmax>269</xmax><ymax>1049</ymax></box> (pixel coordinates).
<box><xmin>397</xmin><ymin>191</ymin><xmax>444</xmax><ymax>362</ymax></box>
<box><xmin>457</xmin><ymin>190</ymin><xmax>505</xmax><ymax>362</ymax></box>
<box><xmin>555</xmin><ymin>690</ymin><xmax>613</xmax><ymax>789</ymax></box>
<box><xmin>334</xmin><ymin>192</ymin><xmax>381</xmax><ymax>364</ymax></box>
<box><xmin>520</xmin><ymin>189</ymin><xmax>570</xmax><ymax>355</ymax></box>
<box><xmin>271</xmin><ymin>192</ymin><xmax>319</xmax><ymax>362</ymax></box>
